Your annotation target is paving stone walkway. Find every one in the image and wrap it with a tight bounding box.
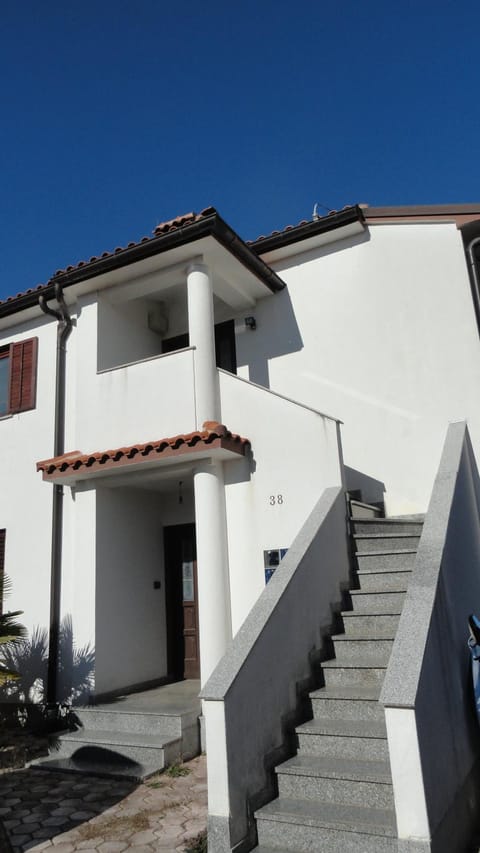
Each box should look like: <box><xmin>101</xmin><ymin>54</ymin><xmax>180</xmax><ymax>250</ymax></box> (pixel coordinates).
<box><xmin>0</xmin><ymin>755</ymin><xmax>207</xmax><ymax>852</ymax></box>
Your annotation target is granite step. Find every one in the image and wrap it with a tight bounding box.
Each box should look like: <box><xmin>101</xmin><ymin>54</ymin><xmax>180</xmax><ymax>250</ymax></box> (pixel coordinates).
<box><xmin>354</xmin><ymin>534</ymin><xmax>421</xmax><ymax>552</ymax></box>
<box><xmin>331</xmin><ymin>635</ymin><xmax>393</xmax><ymax>661</ymax></box>
<box><xmin>322</xmin><ymin>657</ymin><xmax>387</xmax><ymax>688</ymax></box>
<box><xmin>70</xmin><ymin>705</ymin><xmax>198</xmax><ymax>738</ymax></box>
<box><xmin>309</xmin><ymin>684</ymin><xmax>382</xmax><ymax>721</ymax></box>
<box><xmin>29</xmin><ymin>754</ymin><xmax>162</xmax><ymax>782</ymax></box>
<box><xmin>340</xmin><ymin>611</ymin><xmax>400</xmax><ymax>638</ymax></box>
<box><xmin>349</xmin><ymin>500</ymin><xmax>383</xmax><ymax>519</ymax></box>
<box><xmin>255</xmin><ymin>798</ymin><xmax>397</xmax><ymax>852</ymax></box>
<box><xmin>356</xmin><ymin>550</ymin><xmax>417</xmax><ymax>571</ymax></box>
<box><xmin>295</xmin><ymin>718</ymin><xmax>388</xmax><ymax>760</ymax></box>
<box><xmin>348</xmin><ymin>590</ymin><xmax>405</xmax><ymax>613</ymax></box>
<box><xmin>276</xmin><ymin>754</ymin><xmax>394</xmax><ymax>809</ymax></box>
<box><xmin>356</xmin><ymin>568</ymin><xmax>411</xmax><ymax>593</ymax></box>
<box><xmin>35</xmin><ymin>728</ymin><xmax>182</xmax><ymax>779</ymax></box>
<box><xmin>351</xmin><ymin>518</ymin><xmax>424</xmax><ymax>536</ymax></box>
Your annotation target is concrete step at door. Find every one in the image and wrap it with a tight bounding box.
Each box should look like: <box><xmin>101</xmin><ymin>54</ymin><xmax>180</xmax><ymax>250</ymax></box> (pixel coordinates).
<box><xmin>254</xmin><ymin>798</ymin><xmax>397</xmax><ymax>853</ymax></box>
<box><xmin>309</xmin><ymin>684</ymin><xmax>383</xmax><ymax>722</ymax></box>
<box><xmin>51</xmin><ymin>727</ymin><xmax>181</xmax><ymax>763</ymax></box>
<box><xmin>331</xmin><ymin>635</ymin><xmax>393</xmax><ymax>662</ymax></box>
<box><xmin>351</xmin><ymin>518</ymin><xmax>424</xmax><ymax>536</ymax></box>
<box><xmin>71</xmin><ymin>706</ymin><xmax>196</xmax><ymax>738</ymax></box>
<box><xmin>34</xmin><ymin>682</ymin><xmax>202</xmax><ymax>780</ymax></box>
<box><xmin>354</xmin><ymin>534</ymin><xmax>421</xmax><ymax>553</ymax></box>
<box><xmin>33</xmin><ymin>728</ymin><xmax>182</xmax><ymax>781</ymax></box>
<box><xmin>276</xmin><ymin>754</ymin><xmax>394</xmax><ymax>809</ymax></box>
<box><xmin>340</xmin><ymin>611</ymin><xmax>400</xmax><ymax>638</ymax></box>
<box><xmin>322</xmin><ymin>657</ymin><xmax>387</xmax><ymax>688</ymax></box>
<box><xmin>356</xmin><ymin>568</ymin><xmax>412</xmax><ymax>593</ymax></box>
<box><xmin>295</xmin><ymin>718</ymin><xmax>388</xmax><ymax>760</ymax></box>
<box><xmin>349</xmin><ymin>589</ymin><xmax>406</xmax><ymax>613</ymax></box>
<box><xmin>356</xmin><ymin>550</ymin><xmax>417</xmax><ymax>571</ymax></box>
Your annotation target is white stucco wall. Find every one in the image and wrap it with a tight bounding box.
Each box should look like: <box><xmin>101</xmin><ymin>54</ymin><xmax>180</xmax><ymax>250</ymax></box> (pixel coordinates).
<box><xmin>97</xmin><ymin>295</ymin><xmax>163</xmax><ymax>372</ymax></box>
<box><xmin>0</xmin><ymin>314</ymin><xmax>57</xmax><ymax>633</ymax></box>
<box><xmin>219</xmin><ymin>371</ymin><xmax>343</xmax><ymax>633</ymax></box>
<box><xmin>94</xmin><ymin>486</ymin><xmax>167</xmax><ymax>695</ymax></box>
<box><xmin>73</xmin><ymin>295</ymin><xmax>198</xmax><ymax>451</ymax></box>
<box><xmin>238</xmin><ymin>223</ymin><xmax>480</xmax><ymax>513</ymax></box>
<box><xmin>61</xmin><ymin>486</ymin><xmax>97</xmax><ymax>654</ymax></box>
<box><xmin>4</xmin><ymin>216</ymin><xmax>480</xmax><ymax>700</ymax></box>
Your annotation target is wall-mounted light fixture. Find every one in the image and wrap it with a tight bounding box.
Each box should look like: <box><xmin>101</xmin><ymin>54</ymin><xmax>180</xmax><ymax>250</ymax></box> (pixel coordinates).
<box><xmin>245</xmin><ymin>316</ymin><xmax>257</xmax><ymax>331</ymax></box>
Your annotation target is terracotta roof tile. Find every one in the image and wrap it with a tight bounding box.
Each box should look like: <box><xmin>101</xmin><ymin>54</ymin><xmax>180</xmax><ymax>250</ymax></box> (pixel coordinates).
<box><xmin>248</xmin><ymin>206</ymin><xmax>357</xmax><ymax>245</ymax></box>
<box><xmin>37</xmin><ymin>422</ymin><xmax>250</xmax><ymax>481</ymax></box>
<box><xmin>153</xmin><ymin>208</ymin><xmax>216</xmax><ymax>235</ymax></box>
<box><xmin>0</xmin><ymin>207</ymin><xmax>219</xmax><ymax>307</ymax></box>
<box><xmin>48</xmin><ymin>207</ymin><xmax>217</xmax><ymax>281</ymax></box>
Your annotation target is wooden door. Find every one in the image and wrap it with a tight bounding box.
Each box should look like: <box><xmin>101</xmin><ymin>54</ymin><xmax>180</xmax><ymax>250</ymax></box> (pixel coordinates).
<box><xmin>164</xmin><ymin>524</ymin><xmax>200</xmax><ymax>680</ymax></box>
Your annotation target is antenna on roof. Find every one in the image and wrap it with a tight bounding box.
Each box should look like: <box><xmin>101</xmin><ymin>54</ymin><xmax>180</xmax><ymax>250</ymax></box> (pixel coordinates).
<box><xmin>312</xmin><ymin>202</ymin><xmax>333</xmax><ymax>221</ymax></box>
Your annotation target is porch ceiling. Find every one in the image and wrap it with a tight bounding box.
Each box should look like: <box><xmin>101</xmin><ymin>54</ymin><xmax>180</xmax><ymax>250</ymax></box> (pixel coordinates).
<box><xmin>37</xmin><ymin>421</ymin><xmax>250</xmax><ymax>486</ymax></box>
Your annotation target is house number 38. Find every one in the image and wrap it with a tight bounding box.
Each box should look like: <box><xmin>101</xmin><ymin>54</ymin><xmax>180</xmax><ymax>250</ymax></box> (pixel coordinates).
<box><xmin>269</xmin><ymin>495</ymin><xmax>284</xmax><ymax>505</ymax></box>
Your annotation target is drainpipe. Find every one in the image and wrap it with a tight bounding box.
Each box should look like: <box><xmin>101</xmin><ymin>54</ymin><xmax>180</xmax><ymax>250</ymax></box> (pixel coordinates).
<box><xmin>467</xmin><ymin>237</ymin><xmax>480</xmax><ymax>330</ymax></box>
<box><xmin>39</xmin><ymin>282</ymin><xmax>73</xmax><ymax>706</ymax></box>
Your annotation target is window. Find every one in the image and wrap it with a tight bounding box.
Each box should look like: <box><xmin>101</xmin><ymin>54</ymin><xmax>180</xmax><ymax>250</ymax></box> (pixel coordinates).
<box><xmin>0</xmin><ymin>338</ymin><xmax>38</xmax><ymax>417</ymax></box>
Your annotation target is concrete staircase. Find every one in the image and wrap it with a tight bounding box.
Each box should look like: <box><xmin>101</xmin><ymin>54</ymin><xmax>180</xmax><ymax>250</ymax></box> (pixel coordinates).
<box><xmin>31</xmin><ymin>680</ymin><xmax>201</xmax><ymax>781</ymax></box>
<box><xmin>253</xmin><ymin>512</ymin><xmax>423</xmax><ymax>853</ymax></box>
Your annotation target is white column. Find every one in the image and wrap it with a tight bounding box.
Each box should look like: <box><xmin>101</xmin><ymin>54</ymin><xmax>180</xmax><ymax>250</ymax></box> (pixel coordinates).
<box><xmin>194</xmin><ymin>460</ymin><xmax>232</xmax><ymax>685</ymax></box>
<box><xmin>187</xmin><ymin>262</ymin><xmax>220</xmax><ymax>428</ymax></box>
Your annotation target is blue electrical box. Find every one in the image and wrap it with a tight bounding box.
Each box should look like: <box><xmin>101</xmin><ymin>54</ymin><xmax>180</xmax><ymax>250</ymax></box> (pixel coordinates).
<box><xmin>264</xmin><ymin>548</ymin><xmax>288</xmax><ymax>583</ymax></box>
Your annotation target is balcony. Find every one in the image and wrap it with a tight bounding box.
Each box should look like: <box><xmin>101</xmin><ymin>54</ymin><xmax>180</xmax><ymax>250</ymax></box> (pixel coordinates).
<box><xmin>75</xmin><ymin>347</ymin><xmax>198</xmax><ymax>451</ymax></box>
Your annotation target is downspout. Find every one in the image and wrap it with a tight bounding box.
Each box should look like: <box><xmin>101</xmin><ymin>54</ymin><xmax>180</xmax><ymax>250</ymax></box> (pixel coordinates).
<box><xmin>467</xmin><ymin>236</ymin><xmax>480</xmax><ymax>330</ymax></box>
<box><xmin>39</xmin><ymin>282</ymin><xmax>73</xmax><ymax>706</ymax></box>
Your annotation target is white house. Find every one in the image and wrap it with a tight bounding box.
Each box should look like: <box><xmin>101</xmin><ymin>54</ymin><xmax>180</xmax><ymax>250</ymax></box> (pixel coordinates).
<box><xmin>2</xmin><ymin>203</ymin><xmax>480</xmax><ymax>852</ymax></box>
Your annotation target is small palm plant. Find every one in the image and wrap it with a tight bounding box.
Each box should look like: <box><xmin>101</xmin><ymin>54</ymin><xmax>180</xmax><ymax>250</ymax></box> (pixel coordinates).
<box><xmin>0</xmin><ymin>626</ymin><xmax>47</xmax><ymax>701</ymax></box>
<box><xmin>0</xmin><ymin>573</ymin><xmax>26</xmax><ymax>686</ymax></box>
<box><xmin>1</xmin><ymin>616</ymin><xmax>94</xmax><ymax>704</ymax></box>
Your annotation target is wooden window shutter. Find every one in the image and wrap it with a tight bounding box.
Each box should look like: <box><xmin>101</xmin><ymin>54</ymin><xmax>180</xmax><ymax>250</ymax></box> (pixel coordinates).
<box><xmin>9</xmin><ymin>337</ymin><xmax>38</xmax><ymax>413</ymax></box>
<box><xmin>0</xmin><ymin>530</ymin><xmax>5</xmax><ymax>617</ymax></box>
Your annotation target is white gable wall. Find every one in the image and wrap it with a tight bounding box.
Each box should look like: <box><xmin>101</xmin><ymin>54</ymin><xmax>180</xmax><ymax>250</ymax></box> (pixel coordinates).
<box><xmin>237</xmin><ymin>223</ymin><xmax>480</xmax><ymax>513</ymax></box>
<box><xmin>0</xmin><ymin>315</ymin><xmax>57</xmax><ymax>632</ymax></box>
<box><xmin>3</xmin><ymin>213</ymin><xmax>480</xmax><ymax>699</ymax></box>
<box><xmin>219</xmin><ymin>371</ymin><xmax>344</xmax><ymax>633</ymax></box>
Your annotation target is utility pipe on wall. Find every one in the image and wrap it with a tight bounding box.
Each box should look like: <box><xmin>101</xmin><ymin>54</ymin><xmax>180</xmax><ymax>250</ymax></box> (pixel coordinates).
<box><xmin>39</xmin><ymin>283</ymin><xmax>73</xmax><ymax>706</ymax></box>
<box><xmin>467</xmin><ymin>236</ymin><xmax>480</xmax><ymax>330</ymax></box>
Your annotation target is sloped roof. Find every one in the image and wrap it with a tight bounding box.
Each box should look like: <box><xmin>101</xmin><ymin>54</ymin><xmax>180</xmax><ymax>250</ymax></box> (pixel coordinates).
<box><xmin>248</xmin><ymin>205</ymin><xmax>365</xmax><ymax>254</ymax></box>
<box><xmin>0</xmin><ymin>207</ymin><xmax>284</xmax><ymax>319</ymax></box>
<box><xmin>37</xmin><ymin>422</ymin><xmax>250</xmax><ymax>482</ymax></box>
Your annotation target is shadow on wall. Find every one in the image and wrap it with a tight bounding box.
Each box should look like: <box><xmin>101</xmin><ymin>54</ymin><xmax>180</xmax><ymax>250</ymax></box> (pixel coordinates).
<box><xmin>236</xmin><ymin>288</ymin><xmax>303</xmax><ymax>388</ymax></box>
<box><xmin>0</xmin><ymin>615</ymin><xmax>94</xmax><ymax>706</ymax></box>
<box><xmin>344</xmin><ymin>466</ymin><xmax>386</xmax><ymax>509</ymax></box>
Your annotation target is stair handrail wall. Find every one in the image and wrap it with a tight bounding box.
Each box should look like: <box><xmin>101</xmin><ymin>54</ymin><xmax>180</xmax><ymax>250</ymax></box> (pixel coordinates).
<box><xmin>381</xmin><ymin>421</ymin><xmax>480</xmax><ymax>853</ymax></box>
<box><xmin>201</xmin><ymin>485</ymin><xmax>351</xmax><ymax>853</ymax></box>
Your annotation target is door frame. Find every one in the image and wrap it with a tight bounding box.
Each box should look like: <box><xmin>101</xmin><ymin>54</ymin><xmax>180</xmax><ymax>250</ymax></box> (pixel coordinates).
<box><xmin>163</xmin><ymin>523</ymin><xmax>200</xmax><ymax>680</ymax></box>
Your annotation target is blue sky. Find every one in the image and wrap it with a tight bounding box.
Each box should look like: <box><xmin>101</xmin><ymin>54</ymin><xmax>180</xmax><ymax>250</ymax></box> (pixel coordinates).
<box><xmin>1</xmin><ymin>1</ymin><xmax>479</xmax><ymax>299</ymax></box>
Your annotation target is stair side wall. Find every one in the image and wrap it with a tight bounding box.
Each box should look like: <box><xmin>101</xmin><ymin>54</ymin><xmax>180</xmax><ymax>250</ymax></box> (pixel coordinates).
<box><xmin>202</xmin><ymin>486</ymin><xmax>351</xmax><ymax>853</ymax></box>
<box><xmin>382</xmin><ymin>422</ymin><xmax>480</xmax><ymax>852</ymax></box>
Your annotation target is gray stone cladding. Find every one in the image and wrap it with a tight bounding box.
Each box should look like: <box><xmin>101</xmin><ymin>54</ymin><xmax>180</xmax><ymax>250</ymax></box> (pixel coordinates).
<box><xmin>252</xmin><ymin>513</ymin><xmax>424</xmax><ymax>853</ymax></box>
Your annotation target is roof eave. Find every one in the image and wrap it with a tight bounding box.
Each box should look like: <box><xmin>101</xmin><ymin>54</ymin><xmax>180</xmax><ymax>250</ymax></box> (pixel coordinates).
<box><xmin>249</xmin><ymin>205</ymin><xmax>366</xmax><ymax>256</ymax></box>
<box><xmin>0</xmin><ymin>211</ymin><xmax>285</xmax><ymax>321</ymax></box>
